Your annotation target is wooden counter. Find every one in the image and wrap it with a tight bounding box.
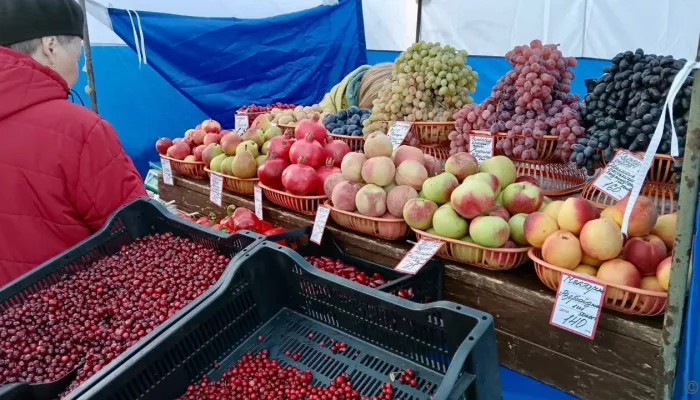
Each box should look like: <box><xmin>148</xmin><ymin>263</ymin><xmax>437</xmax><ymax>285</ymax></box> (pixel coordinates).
<box><xmin>159</xmin><ymin>176</ymin><xmax>663</xmax><ymax>400</ymax></box>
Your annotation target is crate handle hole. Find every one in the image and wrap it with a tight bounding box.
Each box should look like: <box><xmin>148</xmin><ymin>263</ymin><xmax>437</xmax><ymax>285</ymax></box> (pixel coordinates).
<box><xmin>468</xmin><ymin>336</ymin><xmax>474</xmax><ymax>341</ymax></box>
<box><xmin>456</xmin><ymin>306</ymin><xmax>462</xmax><ymax>310</ymax></box>
<box><xmin>481</xmin><ymin>316</ymin><xmax>488</xmax><ymax>320</ymax></box>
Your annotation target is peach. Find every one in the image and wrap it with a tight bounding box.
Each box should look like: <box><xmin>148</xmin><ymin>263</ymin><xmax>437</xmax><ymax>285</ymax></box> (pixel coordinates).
<box><xmin>641</xmin><ymin>276</ymin><xmax>665</xmax><ymax>292</ymax></box>
<box><xmin>341</xmin><ymin>152</ymin><xmax>367</xmax><ymax>183</ymax></box>
<box><xmin>479</xmin><ymin>155</ymin><xmax>517</xmax><ymax>188</ymax></box>
<box><xmin>656</xmin><ymin>256</ymin><xmax>672</xmax><ymax>291</ymax></box>
<box><xmin>445</xmin><ymin>152</ymin><xmax>479</xmax><ymax>182</ymax></box>
<box><xmin>597</xmin><ymin>259</ymin><xmax>641</xmax><ymax>301</ymax></box>
<box><xmin>542</xmin><ymin>230</ymin><xmax>582</xmax><ymax>270</ymax></box>
<box><xmin>403</xmin><ymin>198</ymin><xmax>438</xmax><ymax>230</ymax></box>
<box><xmin>557</xmin><ymin>197</ymin><xmax>600</xmax><ymax>235</ymax></box>
<box><xmin>331</xmin><ymin>181</ymin><xmax>362</xmax><ymax>211</ymax></box>
<box><xmin>542</xmin><ymin>200</ymin><xmax>564</xmax><ymax>220</ymax></box>
<box><xmin>393</xmin><ymin>145</ymin><xmax>424</xmax><ymax>167</ymax></box>
<box><xmin>488</xmin><ymin>205</ymin><xmax>510</xmax><ymax>221</ymax></box>
<box><xmin>581</xmin><ymin>253</ymin><xmax>603</xmax><ymax>267</ymax></box>
<box><xmin>386</xmin><ymin>186</ymin><xmax>418</xmax><ymax>218</ymax></box>
<box><xmin>324</xmin><ymin>173</ymin><xmax>346</xmax><ymax>199</ymax></box>
<box><xmin>450</xmin><ymin>180</ymin><xmax>495</xmax><ymax>219</ymax></box>
<box><xmin>523</xmin><ymin>212</ymin><xmax>559</xmax><ymax>248</ymax></box>
<box><xmin>363</xmin><ymin>132</ymin><xmax>393</xmax><ymax>158</ymax></box>
<box><xmin>361</xmin><ymin>156</ymin><xmax>396</xmax><ymax>186</ymax></box>
<box><xmin>382</xmin><ymin>183</ymin><xmax>396</xmax><ymax>194</ymax></box>
<box><xmin>610</xmin><ymin>195</ymin><xmax>658</xmax><ymax>237</ymax></box>
<box><xmin>573</xmin><ymin>265</ymin><xmax>598</xmax><ymax>277</ymax></box>
<box><xmin>601</xmin><ymin>206</ymin><xmax>616</xmax><ymax>221</ymax></box>
<box><xmin>466</xmin><ymin>173</ymin><xmax>501</xmax><ymax>197</ymax></box>
<box><xmin>651</xmin><ymin>213</ymin><xmax>677</xmax><ymax>250</ymax></box>
<box><xmin>423</xmin><ymin>154</ymin><xmax>442</xmax><ymax>177</ymax></box>
<box><xmin>501</xmin><ymin>182</ymin><xmax>543</xmax><ymax>214</ymax></box>
<box><xmin>355</xmin><ymin>184</ymin><xmax>387</xmax><ymax>217</ymax></box>
<box><xmin>639</xmin><ymin>276</ymin><xmax>667</xmax><ymax>313</ymax></box>
<box><xmin>623</xmin><ymin>235</ymin><xmax>668</xmax><ymax>276</ymax></box>
<box><xmin>469</xmin><ymin>216</ymin><xmax>511</xmax><ymax>248</ymax></box>
<box><xmin>539</xmin><ymin>196</ymin><xmax>552</xmax><ymax>211</ymax></box>
<box><xmin>395</xmin><ymin>160</ymin><xmax>428</xmax><ymax>190</ymax></box>
<box><xmin>579</xmin><ymin>218</ymin><xmax>623</xmax><ymax>261</ymax></box>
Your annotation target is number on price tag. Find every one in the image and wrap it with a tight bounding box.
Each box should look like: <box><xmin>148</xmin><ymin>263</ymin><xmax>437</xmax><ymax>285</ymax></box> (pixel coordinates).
<box><xmin>254</xmin><ymin>186</ymin><xmax>263</xmax><ymax>220</ymax></box>
<box><xmin>209</xmin><ymin>173</ymin><xmax>223</xmax><ymax>207</ymax></box>
<box><xmin>387</xmin><ymin>121</ymin><xmax>412</xmax><ymax>149</ymax></box>
<box><xmin>550</xmin><ymin>274</ymin><xmax>606</xmax><ymax>340</ymax></box>
<box><xmin>310</xmin><ymin>206</ymin><xmax>331</xmax><ymax>245</ymax></box>
<box><xmin>234</xmin><ymin>114</ymin><xmax>249</xmax><ymax>134</ymax></box>
<box><xmin>161</xmin><ymin>158</ymin><xmax>174</xmax><ymax>185</ymax></box>
<box><xmin>394</xmin><ymin>239</ymin><xmax>444</xmax><ymax>275</ymax></box>
<box><xmin>468</xmin><ymin>134</ymin><xmax>494</xmax><ymax>166</ymax></box>
<box><xmin>593</xmin><ymin>150</ymin><xmax>643</xmax><ymax>201</ymax></box>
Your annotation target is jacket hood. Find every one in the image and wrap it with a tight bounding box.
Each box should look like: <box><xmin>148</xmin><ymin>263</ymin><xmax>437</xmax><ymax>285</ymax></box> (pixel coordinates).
<box><xmin>0</xmin><ymin>47</ymin><xmax>69</xmax><ymax>121</ymax></box>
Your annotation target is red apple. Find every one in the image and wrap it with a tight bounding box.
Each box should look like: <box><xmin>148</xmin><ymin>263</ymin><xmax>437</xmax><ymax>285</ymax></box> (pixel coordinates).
<box><xmin>191</xmin><ymin>129</ymin><xmax>207</xmax><ymax>145</ymax></box>
<box><xmin>515</xmin><ymin>175</ymin><xmax>539</xmax><ymax>186</ymax></box>
<box><xmin>201</xmin><ymin>119</ymin><xmax>222</xmax><ymax>133</ymax></box>
<box><xmin>182</xmin><ymin>137</ymin><xmax>195</xmax><ymax>149</ymax></box>
<box><xmin>193</xmin><ymin>144</ymin><xmax>207</xmax><ymax>162</ymax></box>
<box><xmin>184</xmin><ymin>129</ymin><xmax>196</xmax><ymax>140</ymax></box>
<box><xmin>169</xmin><ymin>142</ymin><xmax>190</xmax><ymax>160</ymax></box>
<box><xmin>155</xmin><ymin>137</ymin><xmax>173</xmax><ymax>155</ymax></box>
<box><xmin>172</xmin><ymin>138</ymin><xmax>183</xmax><ymax>145</ymax></box>
<box><xmin>622</xmin><ymin>234</ymin><xmax>668</xmax><ymax>276</ymax></box>
<box><xmin>203</xmin><ymin>133</ymin><xmax>222</xmax><ymax>146</ymax></box>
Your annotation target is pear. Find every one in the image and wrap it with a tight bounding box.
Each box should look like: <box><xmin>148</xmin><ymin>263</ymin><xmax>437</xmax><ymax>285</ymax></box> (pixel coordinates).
<box><xmin>221</xmin><ymin>156</ymin><xmax>234</xmax><ymax>176</ymax></box>
<box><xmin>263</xmin><ymin>125</ymin><xmax>282</xmax><ymax>141</ymax></box>
<box><xmin>256</xmin><ymin>155</ymin><xmax>267</xmax><ymax>167</ymax></box>
<box><xmin>231</xmin><ymin>144</ymin><xmax>258</xmax><ymax>178</ymax></box>
<box><xmin>210</xmin><ymin>153</ymin><xmax>227</xmax><ymax>173</ymax></box>
<box><xmin>261</xmin><ymin>140</ymin><xmax>271</xmax><ymax>155</ymax></box>
<box><xmin>236</xmin><ymin>140</ymin><xmax>259</xmax><ymax>158</ymax></box>
<box><xmin>242</xmin><ymin>128</ymin><xmax>264</xmax><ymax>147</ymax></box>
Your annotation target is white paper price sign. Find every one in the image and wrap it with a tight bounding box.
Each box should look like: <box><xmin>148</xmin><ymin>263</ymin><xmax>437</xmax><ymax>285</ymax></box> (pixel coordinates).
<box><xmin>387</xmin><ymin>121</ymin><xmax>412</xmax><ymax>149</ymax></box>
<box><xmin>394</xmin><ymin>239</ymin><xmax>444</xmax><ymax>275</ymax></box>
<box><xmin>160</xmin><ymin>157</ymin><xmax>174</xmax><ymax>185</ymax></box>
<box><xmin>254</xmin><ymin>185</ymin><xmax>264</xmax><ymax>220</ymax></box>
<box><xmin>592</xmin><ymin>150</ymin><xmax>643</xmax><ymax>201</ymax></box>
<box><xmin>468</xmin><ymin>134</ymin><xmax>494</xmax><ymax>166</ymax></box>
<box><xmin>310</xmin><ymin>206</ymin><xmax>331</xmax><ymax>245</ymax></box>
<box><xmin>550</xmin><ymin>274</ymin><xmax>606</xmax><ymax>340</ymax></box>
<box><xmin>209</xmin><ymin>173</ymin><xmax>223</xmax><ymax>207</ymax></box>
<box><xmin>234</xmin><ymin>114</ymin><xmax>249</xmax><ymax>134</ymax></box>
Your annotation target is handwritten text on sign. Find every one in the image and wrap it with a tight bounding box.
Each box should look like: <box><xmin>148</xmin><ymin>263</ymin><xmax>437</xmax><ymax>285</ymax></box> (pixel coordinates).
<box><xmin>161</xmin><ymin>158</ymin><xmax>174</xmax><ymax>185</ymax></box>
<box><xmin>310</xmin><ymin>206</ymin><xmax>331</xmax><ymax>245</ymax></box>
<box><xmin>254</xmin><ymin>186</ymin><xmax>263</xmax><ymax>220</ymax></box>
<box><xmin>593</xmin><ymin>150</ymin><xmax>643</xmax><ymax>201</ymax></box>
<box><xmin>387</xmin><ymin>121</ymin><xmax>412</xmax><ymax>149</ymax></box>
<box><xmin>234</xmin><ymin>114</ymin><xmax>249</xmax><ymax>134</ymax></box>
<box><xmin>469</xmin><ymin>134</ymin><xmax>494</xmax><ymax>166</ymax></box>
<box><xmin>550</xmin><ymin>274</ymin><xmax>606</xmax><ymax>339</ymax></box>
<box><xmin>394</xmin><ymin>239</ymin><xmax>444</xmax><ymax>275</ymax></box>
<box><xmin>209</xmin><ymin>173</ymin><xmax>223</xmax><ymax>207</ymax></box>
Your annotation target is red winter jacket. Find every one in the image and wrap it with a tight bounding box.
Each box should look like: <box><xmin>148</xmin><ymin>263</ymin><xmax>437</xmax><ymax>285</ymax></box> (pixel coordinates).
<box><xmin>0</xmin><ymin>47</ymin><xmax>146</xmax><ymax>287</ymax></box>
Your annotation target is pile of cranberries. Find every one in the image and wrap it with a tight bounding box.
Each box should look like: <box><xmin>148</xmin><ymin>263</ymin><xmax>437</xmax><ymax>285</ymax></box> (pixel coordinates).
<box><xmin>237</xmin><ymin>103</ymin><xmax>296</xmax><ymax>113</ymax></box>
<box><xmin>304</xmin><ymin>256</ymin><xmax>388</xmax><ymax>288</ymax></box>
<box><xmin>0</xmin><ymin>233</ymin><xmax>229</xmax><ymax>394</ymax></box>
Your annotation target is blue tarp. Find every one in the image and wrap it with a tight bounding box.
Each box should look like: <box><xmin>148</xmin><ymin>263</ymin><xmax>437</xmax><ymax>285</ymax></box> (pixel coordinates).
<box><xmin>108</xmin><ymin>0</ymin><xmax>367</xmax><ymax>127</ymax></box>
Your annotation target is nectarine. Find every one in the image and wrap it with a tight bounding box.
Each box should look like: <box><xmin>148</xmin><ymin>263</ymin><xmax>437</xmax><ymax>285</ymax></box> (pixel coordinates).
<box><xmin>580</xmin><ymin>218</ymin><xmax>623</xmax><ymax>261</ymax></box>
<box><xmin>542</xmin><ymin>230</ymin><xmax>582</xmax><ymax>270</ymax></box>
<box><xmin>557</xmin><ymin>197</ymin><xmax>600</xmax><ymax>235</ymax></box>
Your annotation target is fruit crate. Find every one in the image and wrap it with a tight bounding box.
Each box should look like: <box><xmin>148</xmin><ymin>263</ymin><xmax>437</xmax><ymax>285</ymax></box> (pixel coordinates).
<box><xmin>267</xmin><ymin>225</ymin><xmax>443</xmax><ymax>303</ymax></box>
<box><xmin>78</xmin><ymin>241</ymin><xmax>501</xmax><ymax>400</ymax></box>
<box><xmin>0</xmin><ymin>198</ymin><xmax>264</xmax><ymax>400</ymax></box>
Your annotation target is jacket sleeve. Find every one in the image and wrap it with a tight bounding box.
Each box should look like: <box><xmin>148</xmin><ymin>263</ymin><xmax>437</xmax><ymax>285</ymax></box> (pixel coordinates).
<box><xmin>74</xmin><ymin>119</ymin><xmax>147</xmax><ymax>232</ymax></box>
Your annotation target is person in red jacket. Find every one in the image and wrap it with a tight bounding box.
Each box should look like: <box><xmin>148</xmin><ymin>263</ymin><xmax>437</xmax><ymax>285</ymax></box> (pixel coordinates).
<box><xmin>0</xmin><ymin>0</ymin><xmax>147</xmax><ymax>287</ymax></box>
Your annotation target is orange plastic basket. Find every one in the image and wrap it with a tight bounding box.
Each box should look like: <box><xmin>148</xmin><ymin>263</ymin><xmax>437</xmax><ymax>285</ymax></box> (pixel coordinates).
<box><xmin>608</xmin><ymin>150</ymin><xmax>682</xmax><ymax>185</ymax></box>
<box><xmin>580</xmin><ymin>180</ymin><xmax>677</xmax><ymax>215</ymax></box>
<box><xmin>204</xmin><ymin>168</ymin><xmax>258</xmax><ymax>196</ymax></box>
<box><xmin>160</xmin><ymin>155</ymin><xmax>208</xmax><ymax>180</ymax></box>
<box><xmin>494</xmin><ymin>133</ymin><xmax>560</xmax><ymax>163</ymax></box>
<box><xmin>514</xmin><ymin>161</ymin><xmax>586</xmax><ymax>196</ymax></box>
<box><xmin>258</xmin><ymin>182</ymin><xmax>326</xmax><ymax>215</ymax></box>
<box><xmin>324</xmin><ymin>200</ymin><xmax>410</xmax><ymax>240</ymax></box>
<box><xmin>328</xmin><ymin>133</ymin><xmax>365</xmax><ymax>152</ymax></box>
<box><xmin>277</xmin><ymin>123</ymin><xmax>295</xmax><ymax>136</ymax></box>
<box><xmin>529</xmin><ymin>248</ymin><xmax>667</xmax><ymax>316</ymax></box>
<box><xmin>412</xmin><ymin>228</ymin><xmax>531</xmax><ymax>271</ymax></box>
<box><xmin>418</xmin><ymin>144</ymin><xmax>451</xmax><ymax>161</ymax></box>
<box><xmin>410</xmin><ymin>121</ymin><xmax>455</xmax><ymax>146</ymax></box>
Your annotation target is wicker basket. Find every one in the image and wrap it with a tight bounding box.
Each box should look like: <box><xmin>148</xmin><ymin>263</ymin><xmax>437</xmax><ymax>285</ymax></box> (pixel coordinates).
<box><xmin>160</xmin><ymin>155</ymin><xmax>208</xmax><ymax>180</ymax></box>
<box><xmin>277</xmin><ymin>123</ymin><xmax>295</xmax><ymax>136</ymax></box>
<box><xmin>418</xmin><ymin>144</ymin><xmax>451</xmax><ymax>161</ymax></box>
<box><xmin>324</xmin><ymin>200</ymin><xmax>409</xmax><ymax>240</ymax></box>
<box><xmin>494</xmin><ymin>133</ymin><xmax>561</xmax><ymax>163</ymax></box>
<box><xmin>412</xmin><ymin>228</ymin><xmax>530</xmax><ymax>271</ymax></box>
<box><xmin>580</xmin><ymin>180</ymin><xmax>677</xmax><ymax>215</ymax></box>
<box><xmin>529</xmin><ymin>249</ymin><xmax>667</xmax><ymax>316</ymax></box>
<box><xmin>514</xmin><ymin>161</ymin><xmax>586</xmax><ymax>196</ymax></box>
<box><xmin>411</xmin><ymin>121</ymin><xmax>455</xmax><ymax>146</ymax></box>
<box><xmin>204</xmin><ymin>168</ymin><xmax>258</xmax><ymax>196</ymax></box>
<box><xmin>329</xmin><ymin>133</ymin><xmax>365</xmax><ymax>152</ymax></box>
<box><xmin>258</xmin><ymin>182</ymin><xmax>326</xmax><ymax>215</ymax></box>
<box><xmin>605</xmin><ymin>150</ymin><xmax>682</xmax><ymax>185</ymax></box>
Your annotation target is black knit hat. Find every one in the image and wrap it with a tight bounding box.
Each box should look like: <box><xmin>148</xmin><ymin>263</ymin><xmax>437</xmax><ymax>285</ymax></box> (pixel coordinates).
<box><xmin>0</xmin><ymin>0</ymin><xmax>85</xmax><ymax>47</ymax></box>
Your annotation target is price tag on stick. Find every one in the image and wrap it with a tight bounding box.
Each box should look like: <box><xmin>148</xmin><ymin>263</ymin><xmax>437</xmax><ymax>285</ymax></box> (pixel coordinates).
<box><xmin>209</xmin><ymin>173</ymin><xmax>223</xmax><ymax>207</ymax></box>
<box><xmin>254</xmin><ymin>186</ymin><xmax>264</xmax><ymax>220</ymax></box>
<box><xmin>592</xmin><ymin>150</ymin><xmax>643</xmax><ymax>201</ymax></box>
<box><xmin>468</xmin><ymin>134</ymin><xmax>494</xmax><ymax>166</ymax></box>
<box><xmin>394</xmin><ymin>239</ymin><xmax>444</xmax><ymax>275</ymax></box>
<box><xmin>550</xmin><ymin>274</ymin><xmax>606</xmax><ymax>340</ymax></box>
<box><xmin>387</xmin><ymin>121</ymin><xmax>412</xmax><ymax>149</ymax></box>
<box><xmin>234</xmin><ymin>114</ymin><xmax>249</xmax><ymax>135</ymax></box>
<box><xmin>160</xmin><ymin>157</ymin><xmax>174</xmax><ymax>185</ymax></box>
<box><xmin>310</xmin><ymin>206</ymin><xmax>331</xmax><ymax>245</ymax></box>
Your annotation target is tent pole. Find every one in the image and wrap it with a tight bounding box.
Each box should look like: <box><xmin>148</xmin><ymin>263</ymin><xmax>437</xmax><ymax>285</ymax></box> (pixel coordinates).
<box><xmin>658</xmin><ymin>35</ymin><xmax>700</xmax><ymax>400</ymax></box>
<box><xmin>415</xmin><ymin>0</ymin><xmax>422</xmax><ymax>42</ymax></box>
<box><xmin>78</xmin><ymin>0</ymin><xmax>99</xmax><ymax>114</ymax></box>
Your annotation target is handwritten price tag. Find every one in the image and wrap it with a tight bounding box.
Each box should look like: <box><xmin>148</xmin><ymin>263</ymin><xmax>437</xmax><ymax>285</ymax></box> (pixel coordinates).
<box><xmin>254</xmin><ymin>185</ymin><xmax>263</xmax><ymax>220</ymax></box>
<box><xmin>550</xmin><ymin>274</ymin><xmax>606</xmax><ymax>340</ymax></box>
<box><xmin>468</xmin><ymin>134</ymin><xmax>494</xmax><ymax>166</ymax></box>
<box><xmin>209</xmin><ymin>173</ymin><xmax>223</xmax><ymax>207</ymax></box>
<box><xmin>593</xmin><ymin>150</ymin><xmax>643</xmax><ymax>201</ymax></box>
<box><xmin>310</xmin><ymin>206</ymin><xmax>331</xmax><ymax>245</ymax></box>
<box><xmin>234</xmin><ymin>114</ymin><xmax>249</xmax><ymax>134</ymax></box>
<box><xmin>394</xmin><ymin>239</ymin><xmax>444</xmax><ymax>275</ymax></box>
<box><xmin>160</xmin><ymin>158</ymin><xmax>174</xmax><ymax>185</ymax></box>
<box><xmin>387</xmin><ymin>121</ymin><xmax>412</xmax><ymax>149</ymax></box>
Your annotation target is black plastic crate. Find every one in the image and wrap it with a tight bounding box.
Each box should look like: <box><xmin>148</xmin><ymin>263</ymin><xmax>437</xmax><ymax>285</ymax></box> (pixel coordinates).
<box><xmin>268</xmin><ymin>225</ymin><xmax>444</xmax><ymax>303</ymax></box>
<box><xmin>0</xmin><ymin>198</ymin><xmax>264</xmax><ymax>400</ymax></box>
<box><xmin>80</xmin><ymin>241</ymin><xmax>501</xmax><ymax>400</ymax></box>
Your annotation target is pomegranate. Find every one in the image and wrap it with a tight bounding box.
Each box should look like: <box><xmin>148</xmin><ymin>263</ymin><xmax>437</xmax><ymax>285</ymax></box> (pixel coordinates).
<box><xmin>324</xmin><ymin>139</ymin><xmax>351</xmax><ymax>167</ymax></box>
<box><xmin>281</xmin><ymin>163</ymin><xmax>317</xmax><ymax>195</ymax></box>
<box><xmin>315</xmin><ymin>159</ymin><xmax>341</xmax><ymax>195</ymax></box>
<box><xmin>289</xmin><ymin>133</ymin><xmax>325</xmax><ymax>168</ymax></box>
<box><xmin>258</xmin><ymin>152</ymin><xmax>289</xmax><ymax>190</ymax></box>
<box><xmin>294</xmin><ymin>115</ymin><xmax>327</xmax><ymax>143</ymax></box>
<box><xmin>267</xmin><ymin>135</ymin><xmax>293</xmax><ymax>161</ymax></box>
<box><xmin>155</xmin><ymin>137</ymin><xmax>173</xmax><ymax>155</ymax></box>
